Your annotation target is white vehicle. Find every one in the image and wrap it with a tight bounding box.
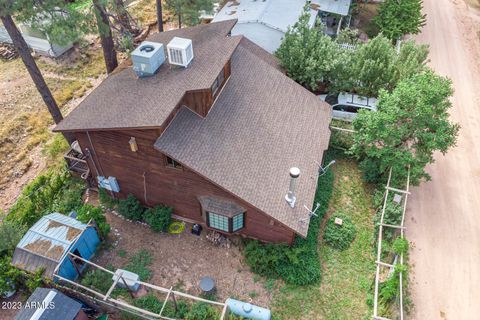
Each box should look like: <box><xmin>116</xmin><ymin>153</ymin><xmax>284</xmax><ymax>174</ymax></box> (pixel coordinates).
<box><xmin>319</xmin><ymin>92</ymin><xmax>378</xmax><ymax>122</ymax></box>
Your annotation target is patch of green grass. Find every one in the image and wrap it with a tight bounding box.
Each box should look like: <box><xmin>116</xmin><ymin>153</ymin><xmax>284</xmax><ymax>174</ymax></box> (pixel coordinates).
<box><xmin>124</xmin><ymin>249</ymin><xmax>153</xmax><ymax>281</ymax></box>
<box><xmin>272</xmin><ymin>158</ymin><xmax>375</xmax><ymax>320</ymax></box>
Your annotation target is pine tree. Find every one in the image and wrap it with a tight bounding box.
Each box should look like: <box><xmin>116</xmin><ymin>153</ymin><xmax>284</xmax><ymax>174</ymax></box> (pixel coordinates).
<box><xmin>156</xmin><ymin>0</ymin><xmax>164</xmax><ymax>32</ymax></box>
<box><xmin>92</xmin><ymin>0</ymin><xmax>118</xmax><ymax>73</ymax></box>
<box><xmin>165</xmin><ymin>0</ymin><xmax>213</xmax><ymax>28</ymax></box>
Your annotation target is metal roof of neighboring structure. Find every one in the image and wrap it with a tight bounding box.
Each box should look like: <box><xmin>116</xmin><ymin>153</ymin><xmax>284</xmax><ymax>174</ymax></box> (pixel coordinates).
<box><xmin>54</xmin><ymin>20</ymin><xmax>239</xmax><ymax>132</ymax></box>
<box><xmin>155</xmin><ymin>38</ymin><xmax>332</xmax><ymax>237</ymax></box>
<box><xmin>311</xmin><ymin>0</ymin><xmax>352</xmax><ymax>16</ymax></box>
<box><xmin>15</xmin><ymin>288</ymin><xmax>82</xmax><ymax>320</ymax></box>
<box><xmin>213</xmin><ymin>0</ymin><xmax>317</xmax><ymax>32</ymax></box>
<box><xmin>12</xmin><ymin>213</ymin><xmax>88</xmax><ymax>277</ymax></box>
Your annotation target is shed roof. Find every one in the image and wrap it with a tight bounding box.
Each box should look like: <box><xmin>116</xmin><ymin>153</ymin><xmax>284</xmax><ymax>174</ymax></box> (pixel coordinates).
<box><xmin>155</xmin><ymin>38</ymin><xmax>331</xmax><ymax>237</ymax></box>
<box><xmin>212</xmin><ymin>0</ymin><xmax>317</xmax><ymax>33</ymax></box>
<box><xmin>311</xmin><ymin>0</ymin><xmax>352</xmax><ymax>16</ymax></box>
<box><xmin>12</xmin><ymin>213</ymin><xmax>88</xmax><ymax>277</ymax></box>
<box><xmin>54</xmin><ymin>20</ymin><xmax>239</xmax><ymax>132</ymax></box>
<box><xmin>15</xmin><ymin>288</ymin><xmax>82</xmax><ymax>320</ymax></box>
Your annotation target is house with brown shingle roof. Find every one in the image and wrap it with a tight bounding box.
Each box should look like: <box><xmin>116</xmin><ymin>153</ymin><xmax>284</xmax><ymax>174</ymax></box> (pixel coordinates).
<box><xmin>54</xmin><ymin>20</ymin><xmax>332</xmax><ymax>244</ymax></box>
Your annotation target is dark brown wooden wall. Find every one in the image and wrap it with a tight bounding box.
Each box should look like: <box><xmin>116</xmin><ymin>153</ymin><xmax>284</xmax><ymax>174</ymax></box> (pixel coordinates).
<box><xmin>181</xmin><ymin>59</ymin><xmax>231</xmax><ymax>117</ymax></box>
<box><xmin>75</xmin><ymin>128</ymin><xmax>295</xmax><ymax>244</ymax></box>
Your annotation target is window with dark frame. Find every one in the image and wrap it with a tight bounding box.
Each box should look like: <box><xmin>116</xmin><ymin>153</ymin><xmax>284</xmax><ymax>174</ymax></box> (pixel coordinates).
<box><xmin>211</xmin><ymin>69</ymin><xmax>225</xmax><ymax>96</ymax></box>
<box><xmin>166</xmin><ymin>156</ymin><xmax>182</xmax><ymax>169</ymax></box>
<box><xmin>207</xmin><ymin>211</ymin><xmax>245</xmax><ymax>233</ymax></box>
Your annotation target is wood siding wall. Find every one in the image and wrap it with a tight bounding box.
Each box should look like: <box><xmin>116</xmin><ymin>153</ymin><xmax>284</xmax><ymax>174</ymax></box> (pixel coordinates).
<box><xmin>75</xmin><ymin>129</ymin><xmax>295</xmax><ymax>244</ymax></box>
<box><xmin>181</xmin><ymin>59</ymin><xmax>231</xmax><ymax>117</ymax></box>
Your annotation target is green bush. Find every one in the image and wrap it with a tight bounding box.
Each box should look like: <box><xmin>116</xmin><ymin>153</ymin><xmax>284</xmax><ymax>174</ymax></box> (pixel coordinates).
<box><xmin>25</xmin><ymin>268</ymin><xmax>46</xmax><ymax>294</ymax></box>
<box><xmin>124</xmin><ymin>249</ymin><xmax>152</xmax><ymax>281</ymax></box>
<box><xmin>0</xmin><ymin>256</ymin><xmax>22</xmax><ymax>297</ymax></box>
<box><xmin>243</xmin><ymin>151</ymin><xmax>335</xmax><ymax>285</ymax></box>
<box><xmin>81</xmin><ymin>267</ymin><xmax>113</xmax><ymax>293</ymax></box>
<box><xmin>144</xmin><ymin>206</ymin><xmax>172</xmax><ymax>232</ymax></box>
<box><xmin>6</xmin><ymin>169</ymin><xmax>84</xmax><ymax>227</ymax></box>
<box><xmin>392</xmin><ymin>237</ymin><xmax>409</xmax><ymax>255</ymax></box>
<box><xmin>374</xmin><ymin>202</ymin><xmax>403</xmax><ymax>241</ymax></box>
<box><xmin>118</xmin><ymin>194</ymin><xmax>145</xmax><ymax>221</ymax></box>
<box><xmin>379</xmin><ymin>264</ymin><xmax>407</xmax><ymax>304</ymax></box>
<box><xmin>323</xmin><ymin>214</ymin><xmax>357</xmax><ymax>250</ymax></box>
<box><xmin>133</xmin><ymin>294</ymin><xmax>163</xmax><ymax>313</ymax></box>
<box><xmin>76</xmin><ymin>204</ymin><xmax>110</xmax><ymax>238</ymax></box>
<box><xmin>99</xmin><ymin>188</ymin><xmax>118</xmax><ymax>208</ymax></box>
<box><xmin>0</xmin><ymin>221</ymin><xmax>26</xmax><ymax>255</ymax></box>
<box><xmin>186</xmin><ymin>302</ymin><xmax>219</xmax><ymax>320</ymax></box>
<box><xmin>163</xmin><ymin>301</ymin><xmax>189</xmax><ymax>319</ymax></box>
<box><xmin>243</xmin><ymin>241</ymin><xmax>289</xmax><ymax>279</ymax></box>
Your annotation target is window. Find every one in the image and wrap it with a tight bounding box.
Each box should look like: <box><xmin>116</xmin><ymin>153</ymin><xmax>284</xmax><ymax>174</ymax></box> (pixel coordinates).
<box><xmin>333</xmin><ymin>104</ymin><xmax>359</xmax><ymax>113</ymax></box>
<box><xmin>208</xmin><ymin>212</ymin><xmax>229</xmax><ymax>232</ymax></box>
<box><xmin>211</xmin><ymin>69</ymin><xmax>225</xmax><ymax>96</ymax></box>
<box><xmin>232</xmin><ymin>213</ymin><xmax>244</xmax><ymax>232</ymax></box>
<box><xmin>207</xmin><ymin>211</ymin><xmax>245</xmax><ymax>233</ymax></box>
<box><xmin>166</xmin><ymin>156</ymin><xmax>182</xmax><ymax>169</ymax></box>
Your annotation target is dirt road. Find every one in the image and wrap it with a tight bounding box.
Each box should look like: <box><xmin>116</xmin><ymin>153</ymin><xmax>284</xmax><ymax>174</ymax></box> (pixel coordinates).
<box><xmin>406</xmin><ymin>0</ymin><xmax>480</xmax><ymax>319</ymax></box>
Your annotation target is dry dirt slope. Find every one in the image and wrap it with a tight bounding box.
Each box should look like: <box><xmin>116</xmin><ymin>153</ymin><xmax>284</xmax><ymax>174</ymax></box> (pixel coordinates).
<box><xmin>406</xmin><ymin>0</ymin><xmax>480</xmax><ymax>319</ymax></box>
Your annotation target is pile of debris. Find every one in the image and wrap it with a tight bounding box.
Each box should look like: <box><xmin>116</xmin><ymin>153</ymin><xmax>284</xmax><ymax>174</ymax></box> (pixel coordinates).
<box><xmin>206</xmin><ymin>231</ymin><xmax>231</xmax><ymax>248</ymax></box>
<box><xmin>0</xmin><ymin>43</ymin><xmax>18</xmax><ymax>60</ymax></box>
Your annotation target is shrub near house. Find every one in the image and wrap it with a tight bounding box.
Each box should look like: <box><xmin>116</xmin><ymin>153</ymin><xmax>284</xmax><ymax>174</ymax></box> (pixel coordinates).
<box><xmin>113</xmin><ymin>192</ymin><xmax>173</xmax><ymax>233</ymax></box>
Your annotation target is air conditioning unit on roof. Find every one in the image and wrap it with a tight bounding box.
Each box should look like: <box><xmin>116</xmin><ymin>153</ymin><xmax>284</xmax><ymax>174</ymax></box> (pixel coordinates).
<box><xmin>131</xmin><ymin>41</ymin><xmax>165</xmax><ymax>77</ymax></box>
<box><xmin>167</xmin><ymin>37</ymin><xmax>194</xmax><ymax>68</ymax></box>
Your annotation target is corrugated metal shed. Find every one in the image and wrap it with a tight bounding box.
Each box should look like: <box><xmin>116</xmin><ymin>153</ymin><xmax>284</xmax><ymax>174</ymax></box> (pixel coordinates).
<box><xmin>15</xmin><ymin>288</ymin><xmax>82</xmax><ymax>320</ymax></box>
<box><xmin>311</xmin><ymin>0</ymin><xmax>352</xmax><ymax>16</ymax></box>
<box><xmin>12</xmin><ymin>213</ymin><xmax>100</xmax><ymax>279</ymax></box>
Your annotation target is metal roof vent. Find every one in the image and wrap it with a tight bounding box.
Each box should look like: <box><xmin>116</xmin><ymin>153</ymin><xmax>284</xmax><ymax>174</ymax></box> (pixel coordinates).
<box><xmin>131</xmin><ymin>41</ymin><xmax>165</xmax><ymax>77</ymax></box>
<box><xmin>285</xmin><ymin>167</ymin><xmax>300</xmax><ymax>208</ymax></box>
<box><xmin>167</xmin><ymin>37</ymin><xmax>194</xmax><ymax>68</ymax></box>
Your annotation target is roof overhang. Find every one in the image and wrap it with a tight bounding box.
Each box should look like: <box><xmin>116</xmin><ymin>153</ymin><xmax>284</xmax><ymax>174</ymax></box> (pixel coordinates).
<box><xmin>311</xmin><ymin>0</ymin><xmax>352</xmax><ymax>16</ymax></box>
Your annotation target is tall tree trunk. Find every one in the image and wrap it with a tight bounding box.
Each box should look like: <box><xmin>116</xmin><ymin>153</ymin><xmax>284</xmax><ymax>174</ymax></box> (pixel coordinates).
<box><xmin>114</xmin><ymin>0</ymin><xmax>138</xmax><ymax>35</ymax></box>
<box><xmin>93</xmin><ymin>0</ymin><xmax>118</xmax><ymax>74</ymax></box>
<box><xmin>178</xmin><ymin>13</ymin><xmax>182</xmax><ymax>29</ymax></box>
<box><xmin>0</xmin><ymin>15</ymin><xmax>74</xmax><ymax>144</ymax></box>
<box><xmin>156</xmin><ymin>0</ymin><xmax>164</xmax><ymax>32</ymax></box>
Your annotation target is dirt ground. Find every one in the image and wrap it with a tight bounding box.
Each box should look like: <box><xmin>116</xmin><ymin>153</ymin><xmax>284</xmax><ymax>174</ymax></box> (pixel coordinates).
<box><xmin>406</xmin><ymin>0</ymin><xmax>480</xmax><ymax>319</ymax></box>
<box><xmin>95</xmin><ymin>211</ymin><xmax>273</xmax><ymax>308</ymax></box>
<box><xmin>0</xmin><ymin>1</ymin><xmax>184</xmax><ymax>215</ymax></box>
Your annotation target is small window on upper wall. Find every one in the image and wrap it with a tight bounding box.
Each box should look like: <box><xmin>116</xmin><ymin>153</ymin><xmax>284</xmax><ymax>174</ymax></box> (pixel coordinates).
<box><xmin>211</xmin><ymin>69</ymin><xmax>225</xmax><ymax>96</ymax></box>
<box><xmin>166</xmin><ymin>156</ymin><xmax>182</xmax><ymax>169</ymax></box>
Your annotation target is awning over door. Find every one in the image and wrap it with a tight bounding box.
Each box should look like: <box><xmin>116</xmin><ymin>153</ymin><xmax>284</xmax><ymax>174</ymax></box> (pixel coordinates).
<box><xmin>311</xmin><ymin>0</ymin><xmax>352</xmax><ymax>16</ymax></box>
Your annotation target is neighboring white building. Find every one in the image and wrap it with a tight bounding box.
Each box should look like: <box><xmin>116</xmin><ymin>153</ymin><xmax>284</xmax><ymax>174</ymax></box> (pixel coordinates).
<box><xmin>0</xmin><ymin>22</ymin><xmax>73</xmax><ymax>58</ymax></box>
<box><xmin>212</xmin><ymin>0</ymin><xmax>317</xmax><ymax>54</ymax></box>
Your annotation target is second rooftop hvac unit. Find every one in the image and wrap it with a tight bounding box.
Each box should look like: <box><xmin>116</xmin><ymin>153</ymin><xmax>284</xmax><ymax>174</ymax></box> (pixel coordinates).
<box><xmin>167</xmin><ymin>37</ymin><xmax>194</xmax><ymax>68</ymax></box>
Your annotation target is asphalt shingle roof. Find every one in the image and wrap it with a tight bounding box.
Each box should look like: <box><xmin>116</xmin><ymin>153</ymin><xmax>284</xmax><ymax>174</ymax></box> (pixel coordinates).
<box><xmin>15</xmin><ymin>288</ymin><xmax>82</xmax><ymax>320</ymax></box>
<box><xmin>155</xmin><ymin>39</ymin><xmax>331</xmax><ymax>236</ymax></box>
<box><xmin>54</xmin><ymin>20</ymin><xmax>239</xmax><ymax>131</ymax></box>
<box><xmin>55</xmin><ymin>20</ymin><xmax>332</xmax><ymax>236</ymax></box>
